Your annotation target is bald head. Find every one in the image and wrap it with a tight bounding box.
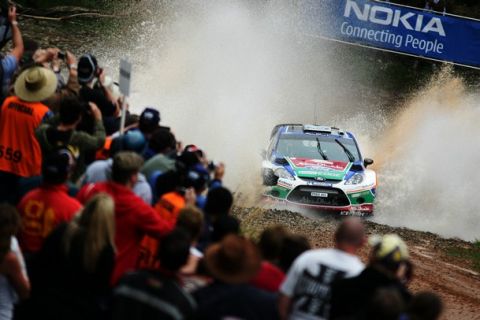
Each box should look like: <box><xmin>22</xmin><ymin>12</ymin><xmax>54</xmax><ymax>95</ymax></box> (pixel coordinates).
<box><xmin>334</xmin><ymin>217</ymin><xmax>366</xmax><ymax>250</ymax></box>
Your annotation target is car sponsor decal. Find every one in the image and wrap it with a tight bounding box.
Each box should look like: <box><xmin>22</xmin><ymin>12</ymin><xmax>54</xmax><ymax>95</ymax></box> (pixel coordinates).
<box><xmin>286</xmin><ymin>157</ymin><xmax>352</xmax><ymax>180</ymax></box>
<box><xmin>288</xmin><ymin>158</ymin><xmax>349</xmax><ymax>171</ymax></box>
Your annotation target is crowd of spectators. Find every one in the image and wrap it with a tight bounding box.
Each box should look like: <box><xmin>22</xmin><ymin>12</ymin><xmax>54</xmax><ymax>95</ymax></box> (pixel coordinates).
<box><xmin>0</xmin><ymin>4</ymin><xmax>445</xmax><ymax>320</ymax></box>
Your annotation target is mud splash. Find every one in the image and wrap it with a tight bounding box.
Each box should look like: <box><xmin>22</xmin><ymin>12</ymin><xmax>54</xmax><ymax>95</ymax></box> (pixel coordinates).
<box><xmin>112</xmin><ymin>1</ymin><xmax>478</xmax><ymax>241</ymax></box>
<box><xmin>373</xmin><ymin>69</ymin><xmax>480</xmax><ymax>241</ymax></box>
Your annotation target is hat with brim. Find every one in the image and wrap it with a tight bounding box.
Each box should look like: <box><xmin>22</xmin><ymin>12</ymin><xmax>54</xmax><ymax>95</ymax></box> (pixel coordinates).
<box><xmin>14</xmin><ymin>67</ymin><xmax>58</xmax><ymax>102</ymax></box>
<box><xmin>204</xmin><ymin>234</ymin><xmax>261</xmax><ymax>284</ymax></box>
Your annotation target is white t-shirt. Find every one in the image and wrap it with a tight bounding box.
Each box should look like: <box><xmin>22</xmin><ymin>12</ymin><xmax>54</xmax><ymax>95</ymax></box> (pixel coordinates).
<box><xmin>280</xmin><ymin>248</ymin><xmax>364</xmax><ymax>320</ymax></box>
<box><xmin>0</xmin><ymin>237</ymin><xmax>28</xmax><ymax>320</ymax></box>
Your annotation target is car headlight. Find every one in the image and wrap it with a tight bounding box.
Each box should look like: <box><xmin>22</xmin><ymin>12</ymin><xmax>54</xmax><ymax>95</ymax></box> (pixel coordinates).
<box><xmin>345</xmin><ymin>173</ymin><xmax>364</xmax><ymax>185</ymax></box>
<box><xmin>275</xmin><ymin>168</ymin><xmax>295</xmax><ymax>181</ymax></box>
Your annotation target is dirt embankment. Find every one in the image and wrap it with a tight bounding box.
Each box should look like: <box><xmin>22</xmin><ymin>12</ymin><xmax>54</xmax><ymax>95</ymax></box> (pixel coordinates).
<box><xmin>233</xmin><ymin>207</ymin><xmax>480</xmax><ymax>320</ymax></box>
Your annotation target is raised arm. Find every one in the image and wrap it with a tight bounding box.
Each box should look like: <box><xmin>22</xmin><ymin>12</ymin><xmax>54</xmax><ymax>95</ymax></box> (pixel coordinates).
<box><xmin>8</xmin><ymin>6</ymin><xmax>24</xmax><ymax>62</ymax></box>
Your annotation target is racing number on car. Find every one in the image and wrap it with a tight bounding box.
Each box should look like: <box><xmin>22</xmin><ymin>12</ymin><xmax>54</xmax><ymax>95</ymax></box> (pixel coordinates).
<box><xmin>0</xmin><ymin>145</ymin><xmax>22</xmax><ymax>163</ymax></box>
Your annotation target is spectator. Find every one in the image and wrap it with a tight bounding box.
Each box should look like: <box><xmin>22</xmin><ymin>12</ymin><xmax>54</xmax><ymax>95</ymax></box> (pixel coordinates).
<box><xmin>154</xmin><ymin>163</ymin><xmax>209</xmax><ymax>224</ymax></box>
<box><xmin>367</xmin><ymin>288</ymin><xmax>406</xmax><ymax>320</ymax></box>
<box><xmin>141</xmin><ymin>129</ymin><xmax>176</xmax><ymax>178</ymax></box>
<box><xmin>0</xmin><ymin>66</ymin><xmax>56</xmax><ymax>204</ymax></box>
<box><xmin>82</xmin><ymin>130</ymin><xmax>152</xmax><ymax>205</ymax></box>
<box><xmin>278</xmin><ymin>233</ymin><xmax>311</xmax><ymax>273</ymax></box>
<box><xmin>17</xmin><ymin>148</ymin><xmax>82</xmax><ymax>259</ymax></box>
<box><xmin>113</xmin><ymin>228</ymin><xmax>196</xmax><ymax>320</ymax></box>
<box><xmin>18</xmin><ymin>38</ymin><xmax>38</xmax><ymax>68</ymax></box>
<box><xmin>78</xmin><ymin>54</ymin><xmax>119</xmax><ymax>135</ymax></box>
<box><xmin>138</xmin><ymin>180</ymin><xmax>196</xmax><ymax>269</ymax></box>
<box><xmin>278</xmin><ymin>218</ymin><xmax>366</xmax><ymax>320</ymax></box>
<box><xmin>193</xmin><ymin>234</ymin><xmax>279</xmax><ymax>320</ymax></box>
<box><xmin>1</xmin><ymin>6</ymin><xmax>23</xmax><ymax>99</ymax></box>
<box><xmin>408</xmin><ymin>291</ymin><xmax>443</xmax><ymax>320</ymax></box>
<box><xmin>249</xmin><ymin>225</ymin><xmax>288</xmax><ymax>293</ymax></box>
<box><xmin>31</xmin><ymin>194</ymin><xmax>116</xmax><ymax>320</ymax></box>
<box><xmin>258</xmin><ymin>225</ymin><xmax>288</xmax><ymax>265</ymax></box>
<box><xmin>76</xmin><ymin>151</ymin><xmax>173</xmax><ymax>284</ymax></box>
<box><xmin>330</xmin><ymin>234</ymin><xmax>413</xmax><ymax>320</ymax></box>
<box><xmin>138</xmin><ymin>107</ymin><xmax>170</xmax><ymax>141</ymax></box>
<box><xmin>34</xmin><ymin>50</ymin><xmax>81</xmax><ymax>112</ymax></box>
<box><xmin>0</xmin><ymin>204</ymin><xmax>30</xmax><ymax>320</ymax></box>
<box><xmin>176</xmin><ymin>206</ymin><xmax>205</xmax><ymax>275</ymax></box>
<box><xmin>36</xmin><ymin>97</ymin><xmax>106</xmax><ymax>182</ymax></box>
<box><xmin>211</xmin><ymin>215</ymin><xmax>240</xmax><ymax>242</ymax></box>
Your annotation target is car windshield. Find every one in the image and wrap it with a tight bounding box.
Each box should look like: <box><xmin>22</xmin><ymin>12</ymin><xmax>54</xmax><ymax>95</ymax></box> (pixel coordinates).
<box><xmin>276</xmin><ymin>134</ymin><xmax>360</xmax><ymax>162</ymax></box>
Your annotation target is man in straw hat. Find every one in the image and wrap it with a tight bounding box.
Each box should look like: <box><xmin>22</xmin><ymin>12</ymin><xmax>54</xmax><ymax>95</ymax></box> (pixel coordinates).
<box><xmin>278</xmin><ymin>217</ymin><xmax>366</xmax><ymax>320</ymax></box>
<box><xmin>330</xmin><ymin>233</ymin><xmax>413</xmax><ymax>320</ymax></box>
<box><xmin>193</xmin><ymin>234</ymin><xmax>279</xmax><ymax>319</ymax></box>
<box><xmin>0</xmin><ymin>66</ymin><xmax>57</xmax><ymax>203</ymax></box>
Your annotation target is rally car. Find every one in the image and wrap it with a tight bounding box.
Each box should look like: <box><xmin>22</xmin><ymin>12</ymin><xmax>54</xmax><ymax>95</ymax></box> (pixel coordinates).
<box><xmin>262</xmin><ymin>124</ymin><xmax>376</xmax><ymax>215</ymax></box>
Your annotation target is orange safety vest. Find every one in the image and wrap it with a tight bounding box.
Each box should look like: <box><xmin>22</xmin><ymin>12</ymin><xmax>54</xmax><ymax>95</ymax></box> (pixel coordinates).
<box><xmin>0</xmin><ymin>96</ymin><xmax>50</xmax><ymax>177</ymax></box>
<box><xmin>136</xmin><ymin>192</ymin><xmax>186</xmax><ymax>269</ymax></box>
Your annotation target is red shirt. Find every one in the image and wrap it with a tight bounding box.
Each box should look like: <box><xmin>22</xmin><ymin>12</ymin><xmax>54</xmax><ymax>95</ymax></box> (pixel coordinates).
<box><xmin>77</xmin><ymin>181</ymin><xmax>174</xmax><ymax>284</ymax></box>
<box><xmin>250</xmin><ymin>261</ymin><xmax>286</xmax><ymax>292</ymax></box>
<box><xmin>17</xmin><ymin>184</ymin><xmax>82</xmax><ymax>253</ymax></box>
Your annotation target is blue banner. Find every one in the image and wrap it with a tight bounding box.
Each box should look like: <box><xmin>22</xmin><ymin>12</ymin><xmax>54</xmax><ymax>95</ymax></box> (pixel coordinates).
<box><xmin>299</xmin><ymin>0</ymin><xmax>480</xmax><ymax>68</ymax></box>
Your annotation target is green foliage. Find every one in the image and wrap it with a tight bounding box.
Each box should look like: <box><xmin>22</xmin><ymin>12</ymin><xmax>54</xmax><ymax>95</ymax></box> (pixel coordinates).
<box><xmin>447</xmin><ymin>241</ymin><xmax>480</xmax><ymax>272</ymax></box>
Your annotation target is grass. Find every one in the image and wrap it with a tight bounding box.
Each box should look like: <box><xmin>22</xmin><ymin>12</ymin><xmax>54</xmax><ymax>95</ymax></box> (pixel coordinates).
<box><xmin>446</xmin><ymin>241</ymin><xmax>480</xmax><ymax>272</ymax></box>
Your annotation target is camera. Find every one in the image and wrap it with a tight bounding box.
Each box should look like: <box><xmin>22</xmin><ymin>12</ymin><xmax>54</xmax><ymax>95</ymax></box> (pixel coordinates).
<box><xmin>57</xmin><ymin>51</ymin><xmax>66</xmax><ymax>61</ymax></box>
<box><xmin>208</xmin><ymin>161</ymin><xmax>217</xmax><ymax>172</ymax></box>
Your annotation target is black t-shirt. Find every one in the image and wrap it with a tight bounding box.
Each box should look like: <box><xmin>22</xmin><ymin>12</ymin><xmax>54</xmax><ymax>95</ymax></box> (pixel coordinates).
<box><xmin>79</xmin><ymin>85</ymin><xmax>116</xmax><ymax>117</ymax></box>
<box><xmin>112</xmin><ymin>270</ymin><xmax>197</xmax><ymax>320</ymax></box>
<box><xmin>193</xmin><ymin>282</ymin><xmax>280</xmax><ymax>320</ymax></box>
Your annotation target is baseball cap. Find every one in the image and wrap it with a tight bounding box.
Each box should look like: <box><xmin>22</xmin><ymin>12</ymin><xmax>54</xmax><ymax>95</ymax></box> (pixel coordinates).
<box><xmin>140</xmin><ymin>107</ymin><xmax>160</xmax><ymax>125</ymax></box>
<box><xmin>77</xmin><ymin>54</ymin><xmax>98</xmax><ymax>84</ymax></box>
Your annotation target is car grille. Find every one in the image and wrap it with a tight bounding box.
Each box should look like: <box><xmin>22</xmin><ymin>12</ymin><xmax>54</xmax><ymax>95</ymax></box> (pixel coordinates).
<box><xmin>287</xmin><ymin>186</ymin><xmax>350</xmax><ymax>206</ymax></box>
<box><xmin>299</xmin><ymin>177</ymin><xmax>342</xmax><ymax>184</ymax></box>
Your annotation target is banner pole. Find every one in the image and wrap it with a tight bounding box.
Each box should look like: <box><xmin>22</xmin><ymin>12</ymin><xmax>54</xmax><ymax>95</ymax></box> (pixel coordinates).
<box><xmin>119</xmin><ymin>97</ymin><xmax>128</xmax><ymax>135</ymax></box>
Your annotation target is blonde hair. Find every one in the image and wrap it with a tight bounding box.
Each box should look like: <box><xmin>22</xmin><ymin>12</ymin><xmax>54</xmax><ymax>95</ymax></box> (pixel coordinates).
<box><xmin>63</xmin><ymin>193</ymin><xmax>116</xmax><ymax>273</ymax></box>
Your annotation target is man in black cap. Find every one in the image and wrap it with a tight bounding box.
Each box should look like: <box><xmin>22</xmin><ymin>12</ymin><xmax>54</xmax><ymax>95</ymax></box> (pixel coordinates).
<box><xmin>78</xmin><ymin>53</ymin><xmax>119</xmax><ymax>135</ymax></box>
<box><xmin>139</xmin><ymin>107</ymin><xmax>171</xmax><ymax>141</ymax></box>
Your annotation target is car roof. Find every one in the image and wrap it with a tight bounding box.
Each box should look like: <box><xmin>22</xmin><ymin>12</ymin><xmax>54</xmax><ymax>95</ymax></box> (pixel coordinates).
<box><xmin>272</xmin><ymin>124</ymin><xmax>354</xmax><ymax>139</ymax></box>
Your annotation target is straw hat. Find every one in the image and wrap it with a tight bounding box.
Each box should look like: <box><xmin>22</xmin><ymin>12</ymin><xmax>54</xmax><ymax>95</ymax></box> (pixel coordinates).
<box><xmin>14</xmin><ymin>67</ymin><xmax>57</xmax><ymax>102</ymax></box>
<box><xmin>204</xmin><ymin>234</ymin><xmax>261</xmax><ymax>284</ymax></box>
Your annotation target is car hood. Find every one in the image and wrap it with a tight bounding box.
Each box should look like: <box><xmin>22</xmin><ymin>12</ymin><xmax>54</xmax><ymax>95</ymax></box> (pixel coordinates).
<box><xmin>285</xmin><ymin>157</ymin><xmax>352</xmax><ymax>181</ymax></box>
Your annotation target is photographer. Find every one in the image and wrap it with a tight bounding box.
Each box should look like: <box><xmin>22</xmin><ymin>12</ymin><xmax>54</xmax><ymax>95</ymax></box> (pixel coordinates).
<box><xmin>78</xmin><ymin>54</ymin><xmax>121</xmax><ymax>135</ymax></box>
<box><xmin>36</xmin><ymin>97</ymin><xmax>106</xmax><ymax>183</ymax></box>
<box><xmin>33</xmin><ymin>49</ymin><xmax>80</xmax><ymax>112</ymax></box>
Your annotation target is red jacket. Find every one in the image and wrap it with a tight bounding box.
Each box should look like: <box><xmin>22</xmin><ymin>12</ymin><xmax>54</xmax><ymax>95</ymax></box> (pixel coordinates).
<box><xmin>77</xmin><ymin>181</ymin><xmax>174</xmax><ymax>284</ymax></box>
<box><xmin>17</xmin><ymin>184</ymin><xmax>82</xmax><ymax>254</ymax></box>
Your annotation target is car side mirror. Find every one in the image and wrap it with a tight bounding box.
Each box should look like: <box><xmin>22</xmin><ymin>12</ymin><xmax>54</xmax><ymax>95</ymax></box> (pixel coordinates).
<box><xmin>364</xmin><ymin>158</ymin><xmax>374</xmax><ymax>167</ymax></box>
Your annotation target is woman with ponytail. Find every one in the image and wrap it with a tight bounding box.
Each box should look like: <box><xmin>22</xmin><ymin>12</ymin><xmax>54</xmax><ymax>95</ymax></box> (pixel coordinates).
<box><xmin>31</xmin><ymin>193</ymin><xmax>116</xmax><ymax>320</ymax></box>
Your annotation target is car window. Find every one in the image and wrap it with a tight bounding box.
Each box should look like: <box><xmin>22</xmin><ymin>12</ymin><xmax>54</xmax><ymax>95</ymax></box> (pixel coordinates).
<box><xmin>276</xmin><ymin>135</ymin><xmax>360</xmax><ymax>162</ymax></box>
